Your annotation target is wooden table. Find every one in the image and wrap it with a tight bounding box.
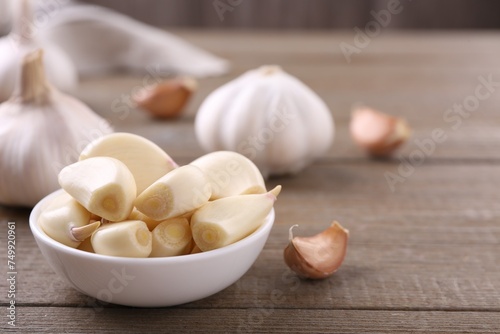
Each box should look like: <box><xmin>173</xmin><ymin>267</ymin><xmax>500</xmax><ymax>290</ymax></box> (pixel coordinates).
<box><xmin>2</xmin><ymin>31</ymin><xmax>500</xmax><ymax>333</ymax></box>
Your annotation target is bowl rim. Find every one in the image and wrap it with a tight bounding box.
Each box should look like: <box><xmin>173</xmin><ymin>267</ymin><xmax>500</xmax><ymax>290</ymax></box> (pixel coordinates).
<box><xmin>30</xmin><ymin>189</ymin><xmax>275</xmax><ymax>264</ymax></box>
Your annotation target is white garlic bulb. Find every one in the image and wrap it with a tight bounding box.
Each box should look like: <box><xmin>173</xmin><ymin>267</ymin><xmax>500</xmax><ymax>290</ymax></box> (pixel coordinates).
<box><xmin>0</xmin><ymin>49</ymin><xmax>112</xmax><ymax>207</ymax></box>
<box><xmin>195</xmin><ymin>65</ymin><xmax>334</xmax><ymax>177</ymax></box>
<box><xmin>0</xmin><ymin>0</ymin><xmax>77</xmax><ymax>102</ymax></box>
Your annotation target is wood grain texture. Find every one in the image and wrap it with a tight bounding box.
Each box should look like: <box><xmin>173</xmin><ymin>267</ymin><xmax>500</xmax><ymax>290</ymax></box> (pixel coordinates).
<box><xmin>80</xmin><ymin>0</ymin><xmax>500</xmax><ymax>30</ymax></box>
<box><xmin>71</xmin><ymin>31</ymin><xmax>500</xmax><ymax>160</ymax></box>
<box><xmin>1</xmin><ymin>164</ymin><xmax>499</xmax><ymax>310</ymax></box>
<box><xmin>2</xmin><ymin>308</ymin><xmax>500</xmax><ymax>333</ymax></box>
<box><xmin>1</xmin><ymin>31</ymin><xmax>499</xmax><ymax>332</ymax></box>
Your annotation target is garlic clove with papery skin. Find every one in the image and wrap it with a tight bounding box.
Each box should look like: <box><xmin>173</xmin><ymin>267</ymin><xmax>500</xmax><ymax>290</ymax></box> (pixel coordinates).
<box><xmin>284</xmin><ymin>222</ymin><xmax>349</xmax><ymax>279</ymax></box>
<box><xmin>0</xmin><ymin>49</ymin><xmax>112</xmax><ymax>207</ymax></box>
<box><xmin>0</xmin><ymin>0</ymin><xmax>77</xmax><ymax>102</ymax></box>
<box><xmin>350</xmin><ymin>106</ymin><xmax>411</xmax><ymax>157</ymax></box>
<box><xmin>195</xmin><ymin>65</ymin><xmax>334</xmax><ymax>178</ymax></box>
<box><xmin>133</xmin><ymin>77</ymin><xmax>197</xmax><ymax>118</ymax></box>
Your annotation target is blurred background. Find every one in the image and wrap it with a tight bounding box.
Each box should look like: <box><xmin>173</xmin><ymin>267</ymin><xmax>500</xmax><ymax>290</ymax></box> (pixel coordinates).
<box><xmin>2</xmin><ymin>0</ymin><xmax>500</xmax><ymax>37</ymax></box>
<box><xmin>80</xmin><ymin>0</ymin><xmax>500</xmax><ymax>29</ymax></box>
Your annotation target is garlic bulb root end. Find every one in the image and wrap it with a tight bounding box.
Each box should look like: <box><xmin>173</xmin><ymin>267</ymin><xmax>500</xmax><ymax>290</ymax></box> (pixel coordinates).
<box><xmin>133</xmin><ymin>76</ymin><xmax>197</xmax><ymax>118</ymax></box>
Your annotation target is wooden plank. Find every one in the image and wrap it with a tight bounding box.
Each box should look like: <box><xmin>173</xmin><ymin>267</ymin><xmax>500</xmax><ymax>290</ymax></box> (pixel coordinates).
<box><xmin>74</xmin><ymin>77</ymin><xmax>500</xmax><ymax>161</ymax></box>
<box><xmin>172</xmin><ymin>31</ymin><xmax>500</xmax><ymax>56</ymax></box>
<box><xmin>2</xmin><ymin>241</ymin><xmax>499</xmax><ymax>310</ymax></box>
<box><xmin>1</xmin><ymin>163</ymin><xmax>499</xmax><ymax>308</ymax></box>
<box><xmin>2</xmin><ymin>307</ymin><xmax>500</xmax><ymax>333</ymax></box>
<box><xmin>3</xmin><ymin>162</ymin><xmax>499</xmax><ymax>241</ymax></box>
<box><xmin>80</xmin><ymin>1</ymin><xmax>500</xmax><ymax>30</ymax></box>
<box><xmin>1</xmin><ymin>31</ymin><xmax>499</xmax><ymax>332</ymax></box>
<box><xmin>68</xmin><ymin>31</ymin><xmax>500</xmax><ymax>160</ymax></box>
<box><xmin>17</xmin><ymin>247</ymin><xmax>500</xmax><ymax>311</ymax></box>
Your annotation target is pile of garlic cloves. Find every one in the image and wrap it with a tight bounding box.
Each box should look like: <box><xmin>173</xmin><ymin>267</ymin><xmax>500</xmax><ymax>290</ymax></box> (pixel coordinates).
<box><xmin>38</xmin><ymin>133</ymin><xmax>281</xmax><ymax>258</ymax></box>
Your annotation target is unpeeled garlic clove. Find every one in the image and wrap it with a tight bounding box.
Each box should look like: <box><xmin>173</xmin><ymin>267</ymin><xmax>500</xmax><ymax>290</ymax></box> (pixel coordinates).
<box><xmin>134</xmin><ymin>77</ymin><xmax>197</xmax><ymax>118</ymax></box>
<box><xmin>284</xmin><ymin>222</ymin><xmax>349</xmax><ymax>279</ymax></box>
<box><xmin>350</xmin><ymin>106</ymin><xmax>411</xmax><ymax>157</ymax></box>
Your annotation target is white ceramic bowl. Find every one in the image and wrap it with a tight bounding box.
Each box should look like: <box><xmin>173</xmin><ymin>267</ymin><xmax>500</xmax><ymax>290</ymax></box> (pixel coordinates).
<box><xmin>30</xmin><ymin>189</ymin><xmax>275</xmax><ymax>307</ymax></box>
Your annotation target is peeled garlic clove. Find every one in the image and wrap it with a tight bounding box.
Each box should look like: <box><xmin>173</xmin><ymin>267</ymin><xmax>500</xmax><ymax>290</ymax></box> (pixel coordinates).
<box><xmin>150</xmin><ymin>218</ymin><xmax>193</xmax><ymax>257</ymax></box>
<box><xmin>58</xmin><ymin>157</ymin><xmax>136</xmax><ymax>221</ymax></box>
<box><xmin>350</xmin><ymin>106</ymin><xmax>411</xmax><ymax>157</ymax></box>
<box><xmin>91</xmin><ymin>220</ymin><xmax>152</xmax><ymax>258</ymax></box>
<box><xmin>128</xmin><ymin>208</ymin><xmax>162</xmax><ymax>231</ymax></box>
<box><xmin>284</xmin><ymin>222</ymin><xmax>349</xmax><ymax>279</ymax></box>
<box><xmin>79</xmin><ymin>132</ymin><xmax>177</xmax><ymax>194</ymax></box>
<box><xmin>135</xmin><ymin>165</ymin><xmax>211</xmax><ymax>221</ymax></box>
<box><xmin>191</xmin><ymin>186</ymin><xmax>281</xmax><ymax>252</ymax></box>
<box><xmin>38</xmin><ymin>191</ymin><xmax>92</xmax><ymax>248</ymax></box>
<box><xmin>190</xmin><ymin>244</ymin><xmax>202</xmax><ymax>254</ymax></box>
<box><xmin>189</xmin><ymin>151</ymin><xmax>266</xmax><ymax>200</ymax></box>
<box><xmin>134</xmin><ymin>77</ymin><xmax>197</xmax><ymax>118</ymax></box>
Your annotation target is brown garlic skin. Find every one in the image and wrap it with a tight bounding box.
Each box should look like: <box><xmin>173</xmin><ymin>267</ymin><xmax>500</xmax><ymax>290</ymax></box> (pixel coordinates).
<box><xmin>350</xmin><ymin>106</ymin><xmax>411</xmax><ymax>157</ymax></box>
<box><xmin>284</xmin><ymin>222</ymin><xmax>349</xmax><ymax>279</ymax></box>
<box><xmin>134</xmin><ymin>77</ymin><xmax>197</xmax><ymax>118</ymax></box>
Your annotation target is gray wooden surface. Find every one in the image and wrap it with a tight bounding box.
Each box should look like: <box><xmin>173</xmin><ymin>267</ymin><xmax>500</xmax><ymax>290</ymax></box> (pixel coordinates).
<box><xmin>1</xmin><ymin>31</ymin><xmax>500</xmax><ymax>333</ymax></box>
<box><xmin>82</xmin><ymin>0</ymin><xmax>500</xmax><ymax>29</ymax></box>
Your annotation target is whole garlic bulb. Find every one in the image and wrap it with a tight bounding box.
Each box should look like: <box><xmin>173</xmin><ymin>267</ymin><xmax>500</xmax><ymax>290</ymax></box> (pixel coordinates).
<box><xmin>195</xmin><ymin>65</ymin><xmax>334</xmax><ymax>177</ymax></box>
<box><xmin>0</xmin><ymin>49</ymin><xmax>112</xmax><ymax>207</ymax></box>
<box><xmin>0</xmin><ymin>0</ymin><xmax>77</xmax><ymax>102</ymax></box>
